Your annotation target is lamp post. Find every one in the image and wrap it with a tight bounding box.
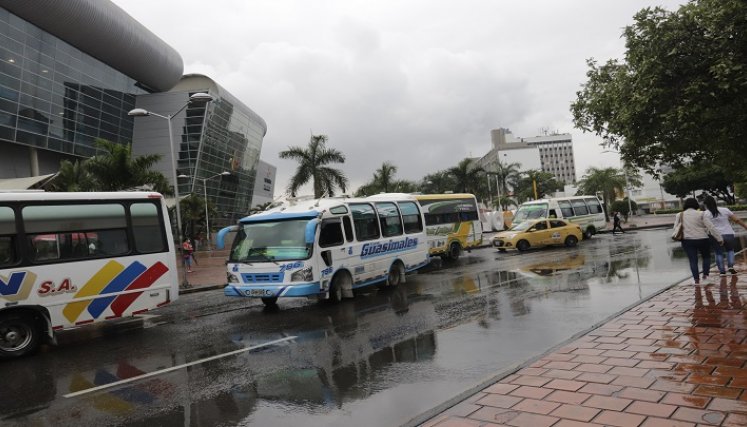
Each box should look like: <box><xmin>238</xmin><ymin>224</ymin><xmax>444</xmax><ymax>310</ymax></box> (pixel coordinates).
<box><xmin>199</xmin><ymin>171</ymin><xmax>230</xmax><ymax>250</ymax></box>
<box><xmin>128</xmin><ymin>92</ymin><xmax>214</xmax><ymax>243</ymax></box>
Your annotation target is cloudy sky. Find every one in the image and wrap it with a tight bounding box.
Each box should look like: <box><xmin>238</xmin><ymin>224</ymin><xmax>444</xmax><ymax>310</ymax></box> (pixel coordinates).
<box><xmin>112</xmin><ymin>0</ymin><xmax>683</xmax><ymax>195</ymax></box>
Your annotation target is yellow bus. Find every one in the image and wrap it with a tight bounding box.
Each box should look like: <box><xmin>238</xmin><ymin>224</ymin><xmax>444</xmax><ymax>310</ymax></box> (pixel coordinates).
<box><xmin>415</xmin><ymin>194</ymin><xmax>483</xmax><ymax>261</ymax></box>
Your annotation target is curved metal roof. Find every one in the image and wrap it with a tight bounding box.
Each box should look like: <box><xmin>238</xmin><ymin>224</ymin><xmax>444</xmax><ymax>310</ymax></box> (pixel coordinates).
<box><xmin>0</xmin><ymin>0</ymin><xmax>183</xmax><ymax>92</ymax></box>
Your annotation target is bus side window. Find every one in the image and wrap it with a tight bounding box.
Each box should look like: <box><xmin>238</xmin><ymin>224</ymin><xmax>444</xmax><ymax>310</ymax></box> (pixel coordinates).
<box><xmin>23</xmin><ymin>204</ymin><xmax>129</xmax><ymax>263</ymax></box>
<box><xmin>557</xmin><ymin>200</ymin><xmax>574</xmax><ymax>218</ymax></box>
<box><xmin>0</xmin><ymin>206</ymin><xmax>17</xmax><ymax>267</ymax></box>
<box><xmin>398</xmin><ymin>201</ymin><xmax>423</xmax><ymax>234</ymax></box>
<box><xmin>319</xmin><ymin>219</ymin><xmax>344</xmax><ymax>248</ymax></box>
<box><xmin>376</xmin><ymin>202</ymin><xmax>403</xmax><ymax>237</ymax></box>
<box><xmin>570</xmin><ymin>199</ymin><xmax>589</xmax><ymax>216</ymax></box>
<box><xmin>585</xmin><ymin>199</ymin><xmax>603</xmax><ymax>214</ymax></box>
<box><xmin>349</xmin><ymin>203</ymin><xmax>380</xmax><ymax>241</ymax></box>
<box><xmin>342</xmin><ymin>216</ymin><xmax>354</xmax><ymax>242</ymax></box>
<box><xmin>131</xmin><ymin>203</ymin><xmax>167</xmax><ymax>253</ymax></box>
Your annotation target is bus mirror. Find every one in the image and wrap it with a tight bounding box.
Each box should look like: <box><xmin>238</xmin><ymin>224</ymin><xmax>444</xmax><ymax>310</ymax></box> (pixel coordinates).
<box><xmin>321</xmin><ymin>250</ymin><xmax>332</xmax><ymax>267</ymax></box>
<box><xmin>305</xmin><ymin>219</ymin><xmax>319</xmax><ymax>244</ymax></box>
<box><xmin>215</xmin><ymin>225</ymin><xmax>238</xmax><ymax>250</ymax></box>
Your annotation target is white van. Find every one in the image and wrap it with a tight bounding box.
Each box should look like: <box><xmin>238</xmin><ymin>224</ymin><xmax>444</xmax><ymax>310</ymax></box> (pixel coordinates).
<box><xmin>511</xmin><ymin>196</ymin><xmax>606</xmax><ymax>239</ymax></box>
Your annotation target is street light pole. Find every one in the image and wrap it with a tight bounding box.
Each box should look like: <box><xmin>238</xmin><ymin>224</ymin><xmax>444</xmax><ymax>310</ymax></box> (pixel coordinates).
<box><xmin>200</xmin><ymin>171</ymin><xmax>230</xmax><ymax>250</ymax></box>
<box><xmin>128</xmin><ymin>93</ymin><xmax>214</xmax><ymax>243</ymax></box>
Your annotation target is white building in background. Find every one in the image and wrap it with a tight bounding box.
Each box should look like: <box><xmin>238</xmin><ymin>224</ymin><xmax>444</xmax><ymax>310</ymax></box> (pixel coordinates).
<box><xmin>477</xmin><ymin>128</ymin><xmax>576</xmax><ymax>185</ymax></box>
<box><xmin>250</xmin><ymin>160</ymin><xmax>277</xmax><ymax>208</ymax></box>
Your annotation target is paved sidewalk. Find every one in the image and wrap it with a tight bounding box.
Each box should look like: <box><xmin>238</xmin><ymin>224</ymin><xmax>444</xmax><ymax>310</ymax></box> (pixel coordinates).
<box><xmin>419</xmin><ymin>264</ymin><xmax>747</xmax><ymax>426</ymax></box>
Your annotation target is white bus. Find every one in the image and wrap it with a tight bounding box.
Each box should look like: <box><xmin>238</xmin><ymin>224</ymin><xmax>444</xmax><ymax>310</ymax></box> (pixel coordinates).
<box><xmin>415</xmin><ymin>193</ymin><xmax>483</xmax><ymax>261</ymax></box>
<box><xmin>0</xmin><ymin>192</ymin><xmax>179</xmax><ymax>358</ymax></box>
<box><xmin>511</xmin><ymin>196</ymin><xmax>606</xmax><ymax>239</ymax></box>
<box><xmin>216</xmin><ymin>193</ymin><xmax>429</xmax><ymax>306</ymax></box>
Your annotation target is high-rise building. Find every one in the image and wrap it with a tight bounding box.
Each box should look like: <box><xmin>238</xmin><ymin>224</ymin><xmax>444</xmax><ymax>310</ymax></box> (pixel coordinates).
<box><xmin>0</xmin><ymin>1</ymin><xmax>272</xmax><ymax>223</ymax></box>
<box><xmin>478</xmin><ymin>128</ymin><xmax>576</xmax><ymax>185</ymax></box>
<box><xmin>132</xmin><ymin>74</ymin><xmax>268</xmax><ymax>228</ymax></box>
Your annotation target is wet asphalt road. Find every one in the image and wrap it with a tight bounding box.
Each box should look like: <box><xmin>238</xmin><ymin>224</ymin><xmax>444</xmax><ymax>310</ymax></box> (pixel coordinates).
<box><xmin>1</xmin><ymin>227</ymin><xmax>728</xmax><ymax>427</ymax></box>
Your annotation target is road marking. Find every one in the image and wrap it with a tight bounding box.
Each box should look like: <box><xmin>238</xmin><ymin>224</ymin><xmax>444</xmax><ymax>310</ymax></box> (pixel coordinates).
<box><xmin>63</xmin><ymin>336</ymin><xmax>296</xmax><ymax>398</ymax></box>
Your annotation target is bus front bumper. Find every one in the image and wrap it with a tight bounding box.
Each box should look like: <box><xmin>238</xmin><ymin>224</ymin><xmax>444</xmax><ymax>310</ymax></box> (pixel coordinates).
<box><xmin>224</xmin><ymin>282</ymin><xmax>322</xmax><ymax>298</ymax></box>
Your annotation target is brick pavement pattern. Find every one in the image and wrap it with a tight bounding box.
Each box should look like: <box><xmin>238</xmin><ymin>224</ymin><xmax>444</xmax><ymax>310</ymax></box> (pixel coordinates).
<box><xmin>422</xmin><ymin>269</ymin><xmax>747</xmax><ymax>427</ymax></box>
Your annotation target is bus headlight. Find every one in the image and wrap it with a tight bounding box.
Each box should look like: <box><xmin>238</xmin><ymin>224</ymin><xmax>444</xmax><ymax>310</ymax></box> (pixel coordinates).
<box><xmin>227</xmin><ymin>272</ymin><xmax>240</xmax><ymax>283</ymax></box>
<box><xmin>291</xmin><ymin>266</ymin><xmax>313</xmax><ymax>282</ymax></box>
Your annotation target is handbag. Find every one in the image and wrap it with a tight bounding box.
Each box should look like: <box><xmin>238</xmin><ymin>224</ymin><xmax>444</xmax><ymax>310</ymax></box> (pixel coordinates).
<box><xmin>671</xmin><ymin>213</ymin><xmax>684</xmax><ymax>241</ymax></box>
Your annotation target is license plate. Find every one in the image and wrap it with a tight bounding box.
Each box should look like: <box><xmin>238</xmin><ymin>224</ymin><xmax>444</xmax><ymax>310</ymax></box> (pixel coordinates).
<box><xmin>245</xmin><ymin>289</ymin><xmax>274</xmax><ymax>297</ymax></box>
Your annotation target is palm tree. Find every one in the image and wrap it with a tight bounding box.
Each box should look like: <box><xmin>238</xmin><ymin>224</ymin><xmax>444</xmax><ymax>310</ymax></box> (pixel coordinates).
<box><xmin>448</xmin><ymin>158</ymin><xmax>484</xmax><ymax>194</ymax></box>
<box><xmin>49</xmin><ymin>159</ymin><xmax>94</xmax><ymax>191</ymax></box>
<box><xmin>279</xmin><ymin>134</ymin><xmax>348</xmax><ymax>198</ymax></box>
<box><xmin>513</xmin><ymin>170</ymin><xmax>562</xmax><ymax>203</ymax></box>
<box><xmin>577</xmin><ymin>167</ymin><xmax>627</xmax><ymax>222</ymax></box>
<box><xmin>421</xmin><ymin>171</ymin><xmax>454</xmax><ymax>194</ymax></box>
<box><xmin>493</xmin><ymin>160</ymin><xmax>522</xmax><ymax>195</ymax></box>
<box><xmin>84</xmin><ymin>139</ymin><xmax>172</xmax><ymax>194</ymax></box>
<box><xmin>373</xmin><ymin>162</ymin><xmax>398</xmax><ymax>193</ymax></box>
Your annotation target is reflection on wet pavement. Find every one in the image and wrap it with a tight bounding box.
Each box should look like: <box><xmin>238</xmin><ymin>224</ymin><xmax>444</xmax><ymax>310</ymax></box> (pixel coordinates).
<box><xmin>2</xmin><ymin>229</ymin><xmax>732</xmax><ymax>427</ymax></box>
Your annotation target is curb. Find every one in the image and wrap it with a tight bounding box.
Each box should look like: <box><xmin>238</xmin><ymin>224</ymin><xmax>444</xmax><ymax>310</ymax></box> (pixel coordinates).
<box><xmin>401</xmin><ymin>272</ymin><xmax>692</xmax><ymax>427</ymax></box>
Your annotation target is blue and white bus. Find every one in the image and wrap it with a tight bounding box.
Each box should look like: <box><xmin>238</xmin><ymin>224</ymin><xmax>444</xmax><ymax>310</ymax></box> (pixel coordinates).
<box><xmin>216</xmin><ymin>193</ymin><xmax>429</xmax><ymax>306</ymax></box>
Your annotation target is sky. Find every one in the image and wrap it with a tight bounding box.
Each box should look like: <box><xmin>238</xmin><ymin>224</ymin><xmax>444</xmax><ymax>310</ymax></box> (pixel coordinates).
<box><xmin>111</xmin><ymin>0</ymin><xmax>684</xmax><ymax>196</ymax></box>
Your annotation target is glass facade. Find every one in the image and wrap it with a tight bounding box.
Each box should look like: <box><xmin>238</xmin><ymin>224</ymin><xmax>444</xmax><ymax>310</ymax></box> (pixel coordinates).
<box><xmin>0</xmin><ymin>8</ymin><xmax>147</xmax><ymax>157</ymax></box>
<box><xmin>175</xmin><ymin>89</ymin><xmax>265</xmax><ymax>229</ymax></box>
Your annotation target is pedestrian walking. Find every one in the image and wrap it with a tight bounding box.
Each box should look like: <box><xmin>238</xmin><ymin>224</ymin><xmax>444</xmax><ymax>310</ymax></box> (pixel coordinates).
<box><xmin>703</xmin><ymin>195</ymin><xmax>747</xmax><ymax>276</ymax></box>
<box><xmin>673</xmin><ymin>197</ymin><xmax>723</xmax><ymax>284</ymax></box>
<box><xmin>182</xmin><ymin>238</ymin><xmax>194</xmax><ymax>273</ymax></box>
<box><xmin>612</xmin><ymin>211</ymin><xmax>625</xmax><ymax>234</ymax></box>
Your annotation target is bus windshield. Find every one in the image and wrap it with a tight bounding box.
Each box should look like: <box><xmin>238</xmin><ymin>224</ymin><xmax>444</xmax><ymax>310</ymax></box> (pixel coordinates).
<box><xmin>513</xmin><ymin>203</ymin><xmax>548</xmax><ymax>224</ymax></box>
<box><xmin>230</xmin><ymin>219</ymin><xmax>311</xmax><ymax>262</ymax></box>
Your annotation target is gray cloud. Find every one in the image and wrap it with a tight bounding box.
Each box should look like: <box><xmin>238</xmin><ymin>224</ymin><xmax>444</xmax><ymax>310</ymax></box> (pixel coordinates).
<box><xmin>112</xmin><ymin>0</ymin><xmax>684</xmax><ymax>193</ymax></box>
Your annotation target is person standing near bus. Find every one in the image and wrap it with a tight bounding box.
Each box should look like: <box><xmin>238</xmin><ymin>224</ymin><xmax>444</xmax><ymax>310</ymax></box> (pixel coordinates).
<box><xmin>703</xmin><ymin>195</ymin><xmax>747</xmax><ymax>275</ymax></box>
<box><xmin>182</xmin><ymin>238</ymin><xmax>194</xmax><ymax>273</ymax></box>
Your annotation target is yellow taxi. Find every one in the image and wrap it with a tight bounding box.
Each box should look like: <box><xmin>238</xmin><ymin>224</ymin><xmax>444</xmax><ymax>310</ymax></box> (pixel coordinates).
<box><xmin>492</xmin><ymin>218</ymin><xmax>583</xmax><ymax>252</ymax></box>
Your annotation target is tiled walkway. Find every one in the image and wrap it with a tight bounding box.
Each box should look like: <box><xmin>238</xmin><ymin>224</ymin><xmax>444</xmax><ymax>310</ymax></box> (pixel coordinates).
<box><xmin>422</xmin><ymin>270</ymin><xmax>747</xmax><ymax>426</ymax></box>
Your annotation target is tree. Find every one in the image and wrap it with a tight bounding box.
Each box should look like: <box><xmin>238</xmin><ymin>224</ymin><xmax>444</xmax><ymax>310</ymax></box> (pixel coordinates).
<box><xmin>373</xmin><ymin>162</ymin><xmax>398</xmax><ymax>193</ymax></box>
<box><xmin>179</xmin><ymin>194</ymin><xmax>215</xmax><ymax>239</ymax></box>
<box><xmin>513</xmin><ymin>170</ymin><xmax>562</xmax><ymax>203</ymax></box>
<box><xmin>84</xmin><ymin>139</ymin><xmax>172</xmax><ymax>194</ymax></box>
<box><xmin>49</xmin><ymin>159</ymin><xmax>94</xmax><ymax>192</ymax></box>
<box><xmin>448</xmin><ymin>158</ymin><xmax>484</xmax><ymax>194</ymax></box>
<box><xmin>421</xmin><ymin>171</ymin><xmax>454</xmax><ymax>194</ymax></box>
<box><xmin>661</xmin><ymin>163</ymin><xmax>736</xmax><ymax>204</ymax></box>
<box><xmin>577</xmin><ymin>167</ymin><xmax>626</xmax><ymax>221</ymax></box>
<box><xmin>611</xmin><ymin>198</ymin><xmax>638</xmax><ymax>220</ymax></box>
<box><xmin>493</xmin><ymin>160</ymin><xmax>522</xmax><ymax>195</ymax></box>
<box><xmin>279</xmin><ymin>134</ymin><xmax>348</xmax><ymax>198</ymax></box>
<box><xmin>571</xmin><ymin>0</ymin><xmax>747</xmax><ymax>174</ymax></box>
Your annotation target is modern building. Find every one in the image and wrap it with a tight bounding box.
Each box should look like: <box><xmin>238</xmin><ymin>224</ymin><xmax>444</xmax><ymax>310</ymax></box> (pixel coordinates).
<box><xmin>478</xmin><ymin>128</ymin><xmax>576</xmax><ymax>185</ymax></box>
<box><xmin>0</xmin><ymin>1</ymin><xmax>271</xmax><ymax>225</ymax></box>
<box><xmin>250</xmin><ymin>160</ymin><xmax>277</xmax><ymax>208</ymax></box>
<box><xmin>0</xmin><ymin>0</ymin><xmax>182</xmax><ymax>179</ymax></box>
<box><xmin>132</xmin><ymin>74</ymin><xmax>268</xmax><ymax>228</ymax></box>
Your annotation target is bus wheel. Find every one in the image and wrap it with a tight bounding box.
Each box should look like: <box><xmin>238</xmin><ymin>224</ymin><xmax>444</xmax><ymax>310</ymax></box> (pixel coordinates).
<box><xmin>516</xmin><ymin>240</ymin><xmax>530</xmax><ymax>252</ymax></box>
<box><xmin>584</xmin><ymin>226</ymin><xmax>595</xmax><ymax>240</ymax></box>
<box><xmin>0</xmin><ymin>312</ymin><xmax>41</xmax><ymax>359</ymax></box>
<box><xmin>329</xmin><ymin>272</ymin><xmax>348</xmax><ymax>303</ymax></box>
<box><xmin>448</xmin><ymin>242</ymin><xmax>461</xmax><ymax>261</ymax></box>
<box><xmin>564</xmin><ymin>235</ymin><xmax>579</xmax><ymax>247</ymax></box>
<box><xmin>261</xmin><ymin>297</ymin><xmax>278</xmax><ymax>307</ymax></box>
<box><xmin>387</xmin><ymin>262</ymin><xmax>404</xmax><ymax>287</ymax></box>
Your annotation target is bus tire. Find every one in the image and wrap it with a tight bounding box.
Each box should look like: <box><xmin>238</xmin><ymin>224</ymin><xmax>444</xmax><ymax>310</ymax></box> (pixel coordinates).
<box><xmin>584</xmin><ymin>226</ymin><xmax>595</xmax><ymax>240</ymax></box>
<box><xmin>516</xmin><ymin>240</ymin><xmax>530</xmax><ymax>252</ymax></box>
<box><xmin>564</xmin><ymin>235</ymin><xmax>578</xmax><ymax>247</ymax></box>
<box><xmin>261</xmin><ymin>297</ymin><xmax>278</xmax><ymax>307</ymax></box>
<box><xmin>387</xmin><ymin>261</ymin><xmax>404</xmax><ymax>287</ymax></box>
<box><xmin>329</xmin><ymin>272</ymin><xmax>349</xmax><ymax>303</ymax></box>
<box><xmin>0</xmin><ymin>311</ymin><xmax>41</xmax><ymax>359</ymax></box>
<box><xmin>448</xmin><ymin>242</ymin><xmax>461</xmax><ymax>261</ymax></box>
